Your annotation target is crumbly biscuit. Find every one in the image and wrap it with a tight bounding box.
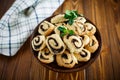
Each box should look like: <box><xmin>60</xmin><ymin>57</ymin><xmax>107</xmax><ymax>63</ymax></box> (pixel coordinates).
<box><xmin>38</xmin><ymin>48</ymin><xmax>54</xmax><ymax>63</ymax></box>
<box><xmin>51</xmin><ymin>14</ymin><xmax>68</xmax><ymax>23</ymax></box>
<box><xmin>56</xmin><ymin>50</ymin><xmax>77</xmax><ymax>68</ymax></box>
<box><xmin>65</xmin><ymin>23</ymin><xmax>79</xmax><ymax>35</ymax></box>
<box><xmin>73</xmin><ymin>22</ymin><xmax>86</xmax><ymax>35</ymax></box>
<box><xmin>63</xmin><ymin>34</ymin><xmax>84</xmax><ymax>53</ymax></box>
<box><xmin>85</xmin><ymin>35</ymin><xmax>99</xmax><ymax>53</ymax></box>
<box><xmin>32</xmin><ymin>35</ymin><xmax>46</xmax><ymax>51</ymax></box>
<box><xmin>74</xmin><ymin>49</ymin><xmax>91</xmax><ymax>62</ymax></box>
<box><xmin>38</xmin><ymin>21</ymin><xmax>55</xmax><ymax>36</ymax></box>
<box><xmin>80</xmin><ymin>35</ymin><xmax>90</xmax><ymax>46</ymax></box>
<box><xmin>46</xmin><ymin>34</ymin><xmax>66</xmax><ymax>55</ymax></box>
<box><xmin>84</xmin><ymin>23</ymin><xmax>96</xmax><ymax>35</ymax></box>
<box><xmin>74</xmin><ymin>17</ymin><xmax>86</xmax><ymax>24</ymax></box>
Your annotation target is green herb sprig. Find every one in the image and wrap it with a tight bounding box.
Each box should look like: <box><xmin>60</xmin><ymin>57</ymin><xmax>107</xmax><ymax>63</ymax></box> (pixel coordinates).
<box><xmin>64</xmin><ymin>10</ymin><xmax>79</xmax><ymax>25</ymax></box>
<box><xmin>58</xmin><ymin>26</ymin><xmax>74</xmax><ymax>37</ymax></box>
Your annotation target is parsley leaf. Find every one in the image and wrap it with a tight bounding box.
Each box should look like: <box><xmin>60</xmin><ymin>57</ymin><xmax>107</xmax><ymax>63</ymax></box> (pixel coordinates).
<box><xmin>58</xmin><ymin>26</ymin><xmax>74</xmax><ymax>37</ymax></box>
<box><xmin>64</xmin><ymin>10</ymin><xmax>79</xmax><ymax>25</ymax></box>
<box><xmin>58</xmin><ymin>26</ymin><xmax>67</xmax><ymax>37</ymax></box>
<box><xmin>57</xmin><ymin>26</ymin><xmax>65</xmax><ymax>32</ymax></box>
<box><xmin>68</xmin><ymin>30</ymin><xmax>74</xmax><ymax>35</ymax></box>
<box><xmin>68</xmin><ymin>19</ymin><xmax>74</xmax><ymax>25</ymax></box>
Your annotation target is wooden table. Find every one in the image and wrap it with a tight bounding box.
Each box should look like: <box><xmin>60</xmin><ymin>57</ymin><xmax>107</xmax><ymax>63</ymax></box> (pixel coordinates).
<box><xmin>0</xmin><ymin>0</ymin><xmax>120</xmax><ymax>80</ymax></box>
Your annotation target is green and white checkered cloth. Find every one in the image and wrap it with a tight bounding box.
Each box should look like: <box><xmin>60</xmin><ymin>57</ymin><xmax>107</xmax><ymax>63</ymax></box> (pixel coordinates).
<box><xmin>0</xmin><ymin>0</ymin><xmax>64</xmax><ymax>56</ymax></box>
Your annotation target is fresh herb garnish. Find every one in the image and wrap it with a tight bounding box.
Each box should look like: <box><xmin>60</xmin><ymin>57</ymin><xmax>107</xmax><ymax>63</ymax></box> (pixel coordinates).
<box><xmin>64</xmin><ymin>10</ymin><xmax>79</xmax><ymax>25</ymax></box>
<box><xmin>68</xmin><ymin>30</ymin><xmax>74</xmax><ymax>35</ymax></box>
<box><xmin>58</xmin><ymin>26</ymin><xmax>74</xmax><ymax>37</ymax></box>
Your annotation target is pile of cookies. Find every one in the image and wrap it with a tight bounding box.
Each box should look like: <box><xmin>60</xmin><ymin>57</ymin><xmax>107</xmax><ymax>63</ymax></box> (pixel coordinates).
<box><xmin>31</xmin><ymin>14</ymin><xmax>99</xmax><ymax>68</ymax></box>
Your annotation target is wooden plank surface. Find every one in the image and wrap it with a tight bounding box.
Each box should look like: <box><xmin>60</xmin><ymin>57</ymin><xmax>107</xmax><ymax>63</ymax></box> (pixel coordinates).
<box><xmin>0</xmin><ymin>0</ymin><xmax>120</xmax><ymax>80</ymax></box>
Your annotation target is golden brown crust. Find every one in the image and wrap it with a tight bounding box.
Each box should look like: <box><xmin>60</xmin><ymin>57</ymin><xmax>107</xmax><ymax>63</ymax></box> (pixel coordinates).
<box><xmin>46</xmin><ymin>34</ymin><xmax>66</xmax><ymax>55</ymax></box>
<box><xmin>80</xmin><ymin>35</ymin><xmax>90</xmax><ymax>46</ymax></box>
<box><xmin>38</xmin><ymin>21</ymin><xmax>55</xmax><ymax>36</ymax></box>
<box><xmin>63</xmin><ymin>34</ymin><xmax>84</xmax><ymax>53</ymax></box>
<box><xmin>38</xmin><ymin>48</ymin><xmax>54</xmax><ymax>63</ymax></box>
<box><xmin>84</xmin><ymin>23</ymin><xmax>96</xmax><ymax>35</ymax></box>
<box><xmin>32</xmin><ymin>35</ymin><xmax>46</xmax><ymax>51</ymax></box>
<box><xmin>85</xmin><ymin>35</ymin><xmax>99</xmax><ymax>53</ymax></box>
<box><xmin>74</xmin><ymin>17</ymin><xmax>86</xmax><ymax>24</ymax></box>
<box><xmin>56</xmin><ymin>50</ymin><xmax>77</xmax><ymax>68</ymax></box>
<box><xmin>74</xmin><ymin>49</ymin><xmax>91</xmax><ymax>62</ymax></box>
<box><xmin>51</xmin><ymin>14</ymin><xmax>68</xmax><ymax>23</ymax></box>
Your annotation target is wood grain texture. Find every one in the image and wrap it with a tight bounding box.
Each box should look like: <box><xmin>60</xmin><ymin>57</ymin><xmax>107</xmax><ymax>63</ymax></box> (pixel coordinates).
<box><xmin>0</xmin><ymin>0</ymin><xmax>120</xmax><ymax>80</ymax></box>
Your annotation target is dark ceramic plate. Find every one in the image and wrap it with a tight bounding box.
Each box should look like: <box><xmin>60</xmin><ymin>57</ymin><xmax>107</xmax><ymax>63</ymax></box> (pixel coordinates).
<box><xmin>30</xmin><ymin>15</ymin><xmax>102</xmax><ymax>73</ymax></box>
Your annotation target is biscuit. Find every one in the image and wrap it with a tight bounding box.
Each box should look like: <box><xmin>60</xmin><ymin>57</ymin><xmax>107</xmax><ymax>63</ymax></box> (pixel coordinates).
<box><xmin>85</xmin><ymin>35</ymin><xmax>99</xmax><ymax>53</ymax></box>
<box><xmin>32</xmin><ymin>35</ymin><xmax>46</xmax><ymax>51</ymax></box>
<box><xmin>65</xmin><ymin>23</ymin><xmax>79</xmax><ymax>35</ymax></box>
<box><xmin>54</xmin><ymin>22</ymin><xmax>67</xmax><ymax>27</ymax></box>
<box><xmin>46</xmin><ymin>34</ymin><xmax>66</xmax><ymax>55</ymax></box>
<box><xmin>84</xmin><ymin>23</ymin><xmax>96</xmax><ymax>35</ymax></box>
<box><xmin>73</xmin><ymin>22</ymin><xmax>86</xmax><ymax>35</ymax></box>
<box><xmin>56</xmin><ymin>50</ymin><xmax>77</xmax><ymax>68</ymax></box>
<box><xmin>80</xmin><ymin>35</ymin><xmax>90</xmax><ymax>46</ymax></box>
<box><xmin>38</xmin><ymin>48</ymin><xmax>54</xmax><ymax>63</ymax></box>
<box><xmin>74</xmin><ymin>17</ymin><xmax>86</xmax><ymax>24</ymax></box>
<box><xmin>51</xmin><ymin>14</ymin><xmax>68</xmax><ymax>24</ymax></box>
<box><xmin>74</xmin><ymin>49</ymin><xmax>91</xmax><ymax>62</ymax></box>
<box><xmin>63</xmin><ymin>34</ymin><xmax>84</xmax><ymax>53</ymax></box>
<box><xmin>38</xmin><ymin>21</ymin><xmax>55</xmax><ymax>36</ymax></box>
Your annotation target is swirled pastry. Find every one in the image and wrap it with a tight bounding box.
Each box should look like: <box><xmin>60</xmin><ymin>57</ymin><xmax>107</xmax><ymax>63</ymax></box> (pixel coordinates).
<box><xmin>38</xmin><ymin>48</ymin><xmax>54</xmax><ymax>63</ymax></box>
<box><xmin>84</xmin><ymin>23</ymin><xmax>96</xmax><ymax>35</ymax></box>
<box><xmin>51</xmin><ymin>14</ymin><xmax>68</xmax><ymax>23</ymax></box>
<box><xmin>80</xmin><ymin>35</ymin><xmax>90</xmax><ymax>46</ymax></box>
<box><xmin>46</xmin><ymin>34</ymin><xmax>66</xmax><ymax>55</ymax></box>
<box><xmin>85</xmin><ymin>35</ymin><xmax>99</xmax><ymax>53</ymax></box>
<box><xmin>74</xmin><ymin>17</ymin><xmax>86</xmax><ymax>24</ymax></box>
<box><xmin>32</xmin><ymin>35</ymin><xmax>46</xmax><ymax>51</ymax></box>
<box><xmin>63</xmin><ymin>34</ymin><xmax>84</xmax><ymax>53</ymax></box>
<box><xmin>73</xmin><ymin>21</ymin><xmax>86</xmax><ymax>35</ymax></box>
<box><xmin>65</xmin><ymin>24</ymin><xmax>79</xmax><ymax>35</ymax></box>
<box><xmin>74</xmin><ymin>49</ymin><xmax>91</xmax><ymax>62</ymax></box>
<box><xmin>54</xmin><ymin>26</ymin><xmax>61</xmax><ymax>36</ymax></box>
<box><xmin>38</xmin><ymin>21</ymin><xmax>55</xmax><ymax>36</ymax></box>
<box><xmin>54</xmin><ymin>22</ymin><xmax>67</xmax><ymax>27</ymax></box>
<box><xmin>56</xmin><ymin>50</ymin><xmax>77</xmax><ymax>68</ymax></box>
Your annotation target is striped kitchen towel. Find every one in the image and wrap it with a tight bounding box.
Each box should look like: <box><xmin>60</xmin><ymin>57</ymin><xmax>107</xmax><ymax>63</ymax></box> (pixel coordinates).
<box><xmin>0</xmin><ymin>0</ymin><xmax>64</xmax><ymax>56</ymax></box>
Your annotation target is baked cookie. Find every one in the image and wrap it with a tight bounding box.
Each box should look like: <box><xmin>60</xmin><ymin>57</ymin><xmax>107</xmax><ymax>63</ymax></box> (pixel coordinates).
<box><xmin>80</xmin><ymin>35</ymin><xmax>90</xmax><ymax>46</ymax></box>
<box><xmin>74</xmin><ymin>17</ymin><xmax>86</xmax><ymax>24</ymax></box>
<box><xmin>65</xmin><ymin>23</ymin><xmax>79</xmax><ymax>35</ymax></box>
<box><xmin>73</xmin><ymin>21</ymin><xmax>86</xmax><ymax>35</ymax></box>
<box><xmin>74</xmin><ymin>49</ymin><xmax>91</xmax><ymax>62</ymax></box>
<box><xmin>51</xmin><ymin>14</ymin><xmax>68</xmax><ymax>24</ymax></box>
<box><xmin>32</xmin><ymin>35</ymin><xmax>46</xmax><ymax>51</ymax></box>
<box><xmin>84</xmin><ymin>23</ymin><xmax>96</xmax><ymax>35</ymax></box>
<box><xmin>54</xmin><ymin>22</ymin><xmax>67</xmax><ymax>27</ymax></box>
<box><xmin>46</xmin><ymin>34</ymin><xmax>66</xmax><ymax>55</ymax></box>
<box><xmin>63</xmin><ymin>34</ymin><xmax>84</xmax><ymax>53</ymax></box>
<box><xmin>38</xmin><ymin>48</ymin><xmax>54</xmax><ymax>63</ymax></box>
<box><xmin>56</xmin><ymin>50</ymin><xmax>77</xmax><ymax>68</ymax></box>
<box><xmin>85</xmin><ymin>35</ymin><xmax>99</xmax><ymax>53</ymax></box>
<box><xmin>38</xmin><ymin>21</ymin><xmax>55</xmax><ymax>36</ymax></box>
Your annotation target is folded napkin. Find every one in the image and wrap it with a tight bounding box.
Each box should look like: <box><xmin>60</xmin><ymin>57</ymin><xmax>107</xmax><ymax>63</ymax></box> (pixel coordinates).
<box><xmin>0</xmin><ymin>0</ymin><xmax>64</xmax><ymax>56</ymax></box>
